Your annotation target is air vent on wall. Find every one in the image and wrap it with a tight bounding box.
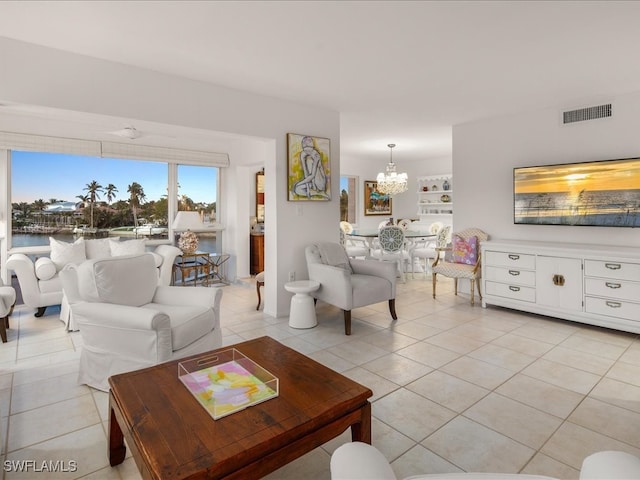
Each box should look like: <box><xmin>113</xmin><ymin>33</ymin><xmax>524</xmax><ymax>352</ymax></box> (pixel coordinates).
<box><xmin>563</xmin><ymin>103</ymin><xmax>612</xmax><ymax>124</ymax></box>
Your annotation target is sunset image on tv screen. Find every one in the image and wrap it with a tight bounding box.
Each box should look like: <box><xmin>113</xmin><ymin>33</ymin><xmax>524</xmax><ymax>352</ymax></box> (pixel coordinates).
<box><xmin>514</xmin><ymin>158</ymin><xmax>640</xmax><ymax>227</ymax></box>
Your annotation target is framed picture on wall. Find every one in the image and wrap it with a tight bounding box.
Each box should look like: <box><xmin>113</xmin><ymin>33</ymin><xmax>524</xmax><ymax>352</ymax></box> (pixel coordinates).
<box><xmin>287</xmin><ymin>133</ymin><xmax>331</xmax><ymax>201</ymax></box>
<box><xmin>364</xmin><ymin>180</ymin><xmax>392</xmax><ymax>215</ymax></box>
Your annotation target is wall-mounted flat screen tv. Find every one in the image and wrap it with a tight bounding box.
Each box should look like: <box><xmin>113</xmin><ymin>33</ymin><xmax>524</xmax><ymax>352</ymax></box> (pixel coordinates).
<box><xmin>514</xmin><ymin>157</ymin><xmax>640</xmax><ymax>227</ymax></box>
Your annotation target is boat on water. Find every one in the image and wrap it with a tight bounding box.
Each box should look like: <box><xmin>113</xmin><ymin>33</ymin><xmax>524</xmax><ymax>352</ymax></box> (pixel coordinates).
<box><xmin>108</xmin><ymin>225</ymin><xmax>168</xmax><ymax>237</ymax></box>
<box><xmin>13</xmin><ymin>224</ymin><xmax>60</xmax><ymax>234</ymax></box>
<box><xmin>73</xmin><ymin>225</ymin><xmax>98</xmax><ymax>235</ymax></box>
<box><xmin>133</xmin><ymin>224</ymin><xmax>168</xmax><ymax>236</ymax></box>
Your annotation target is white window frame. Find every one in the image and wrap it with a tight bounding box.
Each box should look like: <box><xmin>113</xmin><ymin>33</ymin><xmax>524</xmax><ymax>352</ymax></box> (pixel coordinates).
<box><xmin>0</xmin><ymin>132</ymin><xmax>227</xmax><ymax>281</ymax></box>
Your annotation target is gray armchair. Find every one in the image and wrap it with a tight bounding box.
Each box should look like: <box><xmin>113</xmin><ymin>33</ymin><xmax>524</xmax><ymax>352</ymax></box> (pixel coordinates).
<box><xmin>305</xmin><ymin>242</ymin><xmax>397</xmax><ymax>335</ymax></box>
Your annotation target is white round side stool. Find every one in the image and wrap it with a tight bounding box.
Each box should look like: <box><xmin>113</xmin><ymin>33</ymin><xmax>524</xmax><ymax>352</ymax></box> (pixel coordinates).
<box><xmin>284</xmin><ymin>280</ymin><xmax>320</xmax><ymax>329</ymax></box>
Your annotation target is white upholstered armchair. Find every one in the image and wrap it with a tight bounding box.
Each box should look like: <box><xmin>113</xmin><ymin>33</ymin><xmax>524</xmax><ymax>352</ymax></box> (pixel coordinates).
<box><xmin>331</xmin><ymin>442</ymin><xmax>640</xmax><ymax>480</ymax></box>
<box><xmin>305</xmin><ymin>242</ymin><xmax>397</xmax><ymax>335</ymax></box>
<box><xmin>0</xmin><ymin>278</ymin><xmax>16</xmax><ymax>343</ymax></box>
<box><xmin>60</xmin><ymin>253</ymin><xmax>223</xmax><ymax>391</ymax></box>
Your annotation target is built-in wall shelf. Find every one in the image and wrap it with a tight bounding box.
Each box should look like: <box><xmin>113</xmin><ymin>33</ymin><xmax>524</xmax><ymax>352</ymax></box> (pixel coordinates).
<box><xmin>414</xmin><ymin>174</ymin><xmax>452</xmax><ymax>229</ymax></box>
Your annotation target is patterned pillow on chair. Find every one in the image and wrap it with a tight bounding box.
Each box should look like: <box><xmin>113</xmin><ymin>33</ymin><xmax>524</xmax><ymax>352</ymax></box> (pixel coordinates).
<box><xmin>452</xmin><ymin>235</ymin><xmax>478</xmax><ymax>265</ymax></box>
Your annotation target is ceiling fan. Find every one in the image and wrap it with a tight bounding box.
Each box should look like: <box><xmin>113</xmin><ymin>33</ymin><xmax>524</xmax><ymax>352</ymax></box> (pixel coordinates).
<box><xmin>107</xmin><ymin>125</ymin><xmax>143</xmax><ymax>140</ymax></box>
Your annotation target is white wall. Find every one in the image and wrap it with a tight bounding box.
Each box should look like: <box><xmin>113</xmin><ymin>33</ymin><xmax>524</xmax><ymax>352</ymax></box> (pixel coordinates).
<box><xmin>341</xmin><ymin>155</ymin><xmax>452</xmax><ymax>230</ymax></box>
<box><xmin>453</xmin><ymin>91</ymin><xmax>640</xmax><ymax>248</ymax></box>
<box><xmin>0</xmin><ymin>37</ymin><xmax>340</xmax><ymax>316</ymax></box>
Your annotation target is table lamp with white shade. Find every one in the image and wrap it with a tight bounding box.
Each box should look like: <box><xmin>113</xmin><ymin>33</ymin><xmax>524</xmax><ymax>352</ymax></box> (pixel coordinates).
<box><xmin>171</xmin><ymin>211</ymin><xmax>205</xmax><ymax>254</ymax></box>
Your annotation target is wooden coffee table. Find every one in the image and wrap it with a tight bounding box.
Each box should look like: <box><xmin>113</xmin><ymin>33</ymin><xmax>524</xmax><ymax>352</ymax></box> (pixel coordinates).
<box><xmin>108</xmin><ymin>336</ymin><xmax>372</xmax><ymax>479</ymax></box>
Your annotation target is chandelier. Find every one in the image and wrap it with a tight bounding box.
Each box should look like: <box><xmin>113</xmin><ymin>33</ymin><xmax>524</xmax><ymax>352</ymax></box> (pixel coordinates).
<box><xmin>376</xmin><ymin>143</ymin><xmax>408</xmax><ymax>196</ymax></box>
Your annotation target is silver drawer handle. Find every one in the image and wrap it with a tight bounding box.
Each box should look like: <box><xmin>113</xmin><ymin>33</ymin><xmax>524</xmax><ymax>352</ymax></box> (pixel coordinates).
<box><xmin>509</xmin><ymin>286</ymin><xmax>520</xmax><ymax>292</ymax></box>
<box><xmin>508</xmin><ymin>254</ymin><xmax>520</xmax><ymax>260</ymax></box>
<box><xmin>605</xmin><ymin>282</ymin><xmax>621</xmax><ymax>289</ymax></box>
<box><xmin>606</xmin><ymin>301</ymin><xmax>622</xmax><ymax>308</ymax></box>
<box><xmin>508</xmin><ymin>270</ymin><xmax>520</xmax><ymax>276</ymax></box>
<box><xmin>605</xmin><ymin>263</ymin><xmax>621</xmax><ymax>270</ymax></box>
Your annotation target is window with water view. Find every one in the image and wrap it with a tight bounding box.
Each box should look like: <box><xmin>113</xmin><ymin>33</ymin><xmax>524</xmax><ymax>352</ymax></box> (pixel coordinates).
<box><xmin>10</xmin><ymin>151</ymin><xmax>219</xmax><ymax>251</ymax></box>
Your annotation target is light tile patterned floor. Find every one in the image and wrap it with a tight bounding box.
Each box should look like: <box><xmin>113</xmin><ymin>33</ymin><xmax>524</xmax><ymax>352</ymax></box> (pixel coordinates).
<box><xmin>0</xmin><ymin>276</ymin><xmax>639</xmax><ymax>479</ymax></box>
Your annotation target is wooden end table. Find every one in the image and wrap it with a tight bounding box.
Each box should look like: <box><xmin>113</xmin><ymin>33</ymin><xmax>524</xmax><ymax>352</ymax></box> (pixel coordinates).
<box><xmin>108</xmin><ymin>336</ymin><xmax>372</xmax><ymax>479</ymax></box>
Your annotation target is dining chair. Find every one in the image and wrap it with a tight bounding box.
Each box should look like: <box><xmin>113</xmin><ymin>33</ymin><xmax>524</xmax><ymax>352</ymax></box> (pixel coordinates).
<box><xmin>339</xmin><ymin>222</ymin><xmax>370</xmax><ymax>258</ymax></box>
<box><xmin>410</xmin><ymin>225</ymin><xmax>451</xmax><ymax>279</ymax></box>
<box><xmin>397</xmin><ymin>218</ymin><xmax>412</xmax><ymax>230</ymax></box>
<box><xmin>371</xmin><ymin>225</ymin><xmax>411</xmax><ymax>282</ymax></box>
<box><xmin>432</xmin><ymin>227</ymin><xmax>489</xmax><ymax>305</ymax></box>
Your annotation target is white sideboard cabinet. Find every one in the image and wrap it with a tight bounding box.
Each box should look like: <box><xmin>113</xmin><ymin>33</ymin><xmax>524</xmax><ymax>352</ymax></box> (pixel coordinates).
<box><xmin>481</xmin><ymin>239</ymin><xmax>640</xmax><ymax>334</ymax></box>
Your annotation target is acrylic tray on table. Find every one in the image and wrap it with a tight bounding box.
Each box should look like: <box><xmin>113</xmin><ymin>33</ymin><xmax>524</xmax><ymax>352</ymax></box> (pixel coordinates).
<box><xmin>178</xmin><ymin>348</ymin><xmax>279</xmax><ymax>419</ymax></box>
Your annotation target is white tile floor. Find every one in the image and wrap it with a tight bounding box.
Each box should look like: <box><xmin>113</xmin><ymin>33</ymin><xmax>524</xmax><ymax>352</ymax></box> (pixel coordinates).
<box><xmin>1</xmin><ymin>276</ymin><xmax>639</xmax><ymax>479</ymax></box>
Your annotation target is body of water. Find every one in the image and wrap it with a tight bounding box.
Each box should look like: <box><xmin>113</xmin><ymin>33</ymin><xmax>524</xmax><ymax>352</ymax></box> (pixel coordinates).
<box><xmin>515</xmin><ymin>189</ymin><xmax>640</xmax><ymax>227</ymax></box>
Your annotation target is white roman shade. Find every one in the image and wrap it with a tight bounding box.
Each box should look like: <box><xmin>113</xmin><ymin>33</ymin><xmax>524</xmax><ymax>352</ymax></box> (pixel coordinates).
<box><xmin>0</xmin><ymin>131</ymin><xmax>230</xmax><ymax>167</ymax></box>
<box><xmin>0</xmin><ymin>131</ymin><xmax>101</xmax><ymax>156</ymax></box>
<box><xmin>101</xmin><ymin>141</ymin><xmax>230</xmax><ymax>167</ymax></box>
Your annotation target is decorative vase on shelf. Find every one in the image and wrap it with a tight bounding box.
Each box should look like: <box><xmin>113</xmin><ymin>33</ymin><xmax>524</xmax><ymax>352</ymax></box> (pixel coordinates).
<box><xmin>443</xmin><ymin>179</ymin><xmax>450</xmax><ymax>191</ymax></box>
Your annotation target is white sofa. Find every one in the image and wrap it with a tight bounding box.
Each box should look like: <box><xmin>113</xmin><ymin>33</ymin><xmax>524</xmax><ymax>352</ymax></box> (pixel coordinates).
<box><xmin>330</xmin><ymin>442</ymin><xmax>640</xmax><ymax>480</ymax></box>
<box><xmin>6</xmin><ymin>237</ymin><xmax>181</xmax><ymax>323</ymax></box>
<box><xmin>60</xmin><ymin>253</ymin><xmax>223</xmax><ymax>391</ymax></box>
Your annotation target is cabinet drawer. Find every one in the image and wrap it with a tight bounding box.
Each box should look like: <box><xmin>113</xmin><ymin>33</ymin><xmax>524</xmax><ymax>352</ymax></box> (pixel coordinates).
<box><xmin>585</xmin><ymin>296</ymin><xmax>640</xmax><ymax>322</ymax></box>
<box><xmin>485</xmin><ymin>266</ymin><xmax>535</xmax><ymax>286</ymax></box>
<box><xmin>484</xmin><ymin>251</ymin><xmax>535</xmax><ymax>269</ymax></box>
<box><xmin>584</xmin><ymin>277</ymin><xmax>640</xmax><ymax>302</ymax></box>
<box><xmin>584</xmin><ymin>259</ymin><xmax>640</xmax><ymax>282</ymax></box>
<box><xmin>486</xmin><ymin>281</ymin><xmax>536</xmax><ymax>303</ymax></box>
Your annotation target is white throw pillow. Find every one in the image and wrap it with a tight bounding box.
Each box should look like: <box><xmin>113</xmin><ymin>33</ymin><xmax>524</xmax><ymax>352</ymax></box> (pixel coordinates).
<box><xmin>85</xmin><ymin>237</ymin><xmax>118</xmax><ymax>259</ymax></box>
<box><xmin>49</xmin><ymin>237</ymin><xmax>87</xmax><ymax>271</ymax></box>
<box><xmin>109</xmin><ymin>238</ymin><xmax>147</xmax><ymax>257</ymax></box>
<box><xmin>77</xmin><ymin>254</ymin><xmax>158</xmax><ymax>306</ymax></box>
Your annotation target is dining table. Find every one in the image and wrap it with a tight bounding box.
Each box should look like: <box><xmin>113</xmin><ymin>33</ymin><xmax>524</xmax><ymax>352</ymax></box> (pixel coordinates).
<box><xmin>347</xmin><ymin>229</ymin><xmax>436</xmax><ymax>248</ymax></box>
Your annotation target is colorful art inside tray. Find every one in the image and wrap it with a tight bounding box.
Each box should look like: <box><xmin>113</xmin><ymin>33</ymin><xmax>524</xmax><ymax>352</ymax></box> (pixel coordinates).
<box><xmin>179</xmin><ymin>359</ymin><xmax>278</xmax><ymax>419</ymax></box>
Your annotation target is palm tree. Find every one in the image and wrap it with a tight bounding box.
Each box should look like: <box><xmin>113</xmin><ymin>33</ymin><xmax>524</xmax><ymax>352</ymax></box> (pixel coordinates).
<box><xmin>83</xmin><ymin>181</ymin><xmax>104</xmax><ymax>229</ymax></box>
<box><xmin>32</xmin><ymin>198</ymin><xmax>47</xmax><ymax>226</ymax></box>
<box><xmin>178</xmin><ymin>194</ymin><xmax>195</xmax><ymax>211</ymax></box>
<box><xmin>105</xmin><ymin>184</ymin><xmax>118</xmax><ymax>204</ymax></box>
<box><xmin>13</xmin><ymin>202</ymin><xmax>31</xmax><ymax>222</ymax></box>
<box><xmin>127</xmin><ymin>182</ymin><xmax>146</xmax><ymax>228</ymax></box>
